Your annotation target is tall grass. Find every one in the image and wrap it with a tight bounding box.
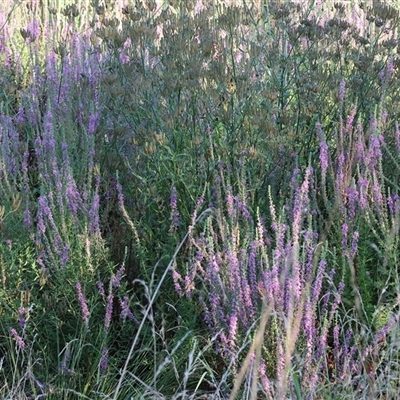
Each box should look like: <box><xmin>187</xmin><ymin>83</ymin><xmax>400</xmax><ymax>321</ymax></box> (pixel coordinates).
<box><xmin>1</xmin><ymin>0</ymin><xmax>400</xmax><ymax>398</ymax></box>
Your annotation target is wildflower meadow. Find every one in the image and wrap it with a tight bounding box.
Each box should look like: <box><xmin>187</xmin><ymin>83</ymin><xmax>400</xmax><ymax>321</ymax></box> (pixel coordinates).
<box><xmin>1</xmin><ymin>0</ymin><xmax>400</xmax><ymax>398</ymax></box>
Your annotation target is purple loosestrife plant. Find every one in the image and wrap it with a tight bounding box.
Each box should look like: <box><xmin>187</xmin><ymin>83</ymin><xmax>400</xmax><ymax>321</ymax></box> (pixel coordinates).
<box><xmin>99</xmin><ymin>346</ymin><xmax>109</xmax><ymax>374</ymax></box>
<box><xmin>120</xmin><ymin>295</ymin><xmax>139</xmax><ymax>324</ymax></box>
<box><xmin>111</xmin><ymin>266</ymin><xmax>125</xmax><ymax>289</ymax></box>
<box><xmin>169</xmin><ymin>185</ymin><xmax>180</xmax><ymax>232</ymax></box>
<box><xmin>174</xmin><ymin>166</ymin><xmax>346</xmax><ymax>393</ymax></box>
<box><xmin>339</xmin><ymin>79</ymin><xmax>346</xmax><ymax>104</ymax></box>
<box><xmin>76</xmin><ymin>282</ymin><xmax>90</xmax><ymax>329</ymax></box>
<box><xmin>33</xmin><ymin>136</ymin><xmax>103</xmax><ymax>273</ymax></box>
<box><xmin>9</xmin><ymin>328</ymin><xmax>25</xmax><ymax>351</ymax></box>
<box><xmin>97</xmin><ymin>280</ymin><xmax>105</xmax><ymax>297</ymax></box>
<box><xmin>104</xmin><ymin>294</ymin><xmax>113</xmax><ymax>332</ymax></box>
<box><xmin>302</xmin><ymin>258</ymin><xmax>327</xmax><ymax>386</ymax></box>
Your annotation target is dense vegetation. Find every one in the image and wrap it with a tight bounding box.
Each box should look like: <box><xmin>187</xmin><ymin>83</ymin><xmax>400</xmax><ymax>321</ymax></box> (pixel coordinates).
<box><xmin>1</xmin><ymin>0</ymin><xmax>400</xmax><ymax>398</ymax></box>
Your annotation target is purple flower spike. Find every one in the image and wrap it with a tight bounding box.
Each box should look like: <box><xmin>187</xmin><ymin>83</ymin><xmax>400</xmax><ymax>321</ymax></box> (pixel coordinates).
<box><xmin>169</xmin><ymin>185</ymin><xmax>180</xmax><ymax>231</ymax></box>
<box><xmin>10</xmin><ymin>328</ymin><xmax>25</xmax><ymax>351</ymax></box>
<box><xmin>100</xmin><ymin>346</ymin><xmax>109</xmax><ymax>373</ymax></box>
<box><xmin>339</xmin><ymin>80</ymin><xmax>346</xmax><ymax>103</ymax></box>
<box><xmin>104</xmin><ymin>294</ymin><xmax>113</xmax><ymax>331</ymax></box>
<box><xmin>76</xmin><ymin>282</ymin><xmax>90</xmax><ymax>329</ymax></box>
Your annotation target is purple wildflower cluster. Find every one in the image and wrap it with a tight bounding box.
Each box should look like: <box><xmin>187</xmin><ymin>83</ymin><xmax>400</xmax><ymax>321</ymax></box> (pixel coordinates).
<box><xmin>1</xmin><ymin>0</ymin><xmax>400</xmax><ymax>397</ymax></box>
<box><xmin>169</xmin><ymin>185</ymin><xmax>180</xmax><ymax>232</ymax></box>
<box><xmin>172</xmin><ymin>169</ymin><xmax>347</xmax><ymax>390</ymax></box>
<box><xmin>33</xmin><ymin>132</ymin><xmax>102</xmax><ymax>270</ymax></box>
<box><xmin>9</xmin><ymin>328</ymin><xmax>25</xmax><ymax>351</ymax></box>
<box><xmin>120</xmin><ymin>295</ymin><xmax>139</xmax><ymax>324</ymax></box>
<box><xmin>95</xmin><ymin>267</ymin><xmax>138</xmax><ymax>332</ymax></box>
<box><xmin>0</xmin><ymin>20</ymin><xmax>104</xmax><ymax>276</ymax></box>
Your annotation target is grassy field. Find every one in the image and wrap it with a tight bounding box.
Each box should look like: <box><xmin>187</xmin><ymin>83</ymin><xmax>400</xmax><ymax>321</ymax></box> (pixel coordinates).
<box><xmin>1</xmin><ymin>0</ymin><xmax>400</xmax><ymax>398</ymax></box>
